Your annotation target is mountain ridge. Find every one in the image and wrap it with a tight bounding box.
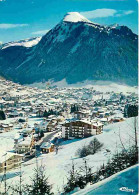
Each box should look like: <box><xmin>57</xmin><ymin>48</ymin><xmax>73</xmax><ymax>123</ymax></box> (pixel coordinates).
<box><xmin>0</xmin><ymin>12</ymin><xmax>138</xmax><ymax>85</ymax></box>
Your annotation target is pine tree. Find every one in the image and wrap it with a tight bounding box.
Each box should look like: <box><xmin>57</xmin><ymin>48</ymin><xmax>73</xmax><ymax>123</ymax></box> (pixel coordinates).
<box><xmin>80</xmin><ymin>159</ymin><xmax>92</xmax><ymax>184</ymax></box>
<box><xmin>39</xmin><ymin>130</ymin><xmax>44</xmax><ymax>138</ymax></box>
<box><xmin>126</xmin><ymin>105</ymin><xmax>138</xmax><ymax>118</ymax></box>
<box><xmin>0</xmin><ymin>110</ymin><xmax>6</xmax><ymax>120</ymax></box>
<box><xmin>26</xmin><ymin>165</ymin><xmax>53</xmax><ymax>195</ymax></box>
<box><xmin>43</xmin><ymin>110</ymin><xmax>48</xmax><ymax>118</ymax></box>
<box><xmin>63</xmin><ymin>161</ymin><xmax>79</xmax><ymax>193</ymax></box>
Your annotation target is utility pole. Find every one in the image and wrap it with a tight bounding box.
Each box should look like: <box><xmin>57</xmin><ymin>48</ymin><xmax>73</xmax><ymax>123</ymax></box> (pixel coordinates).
<box><xmin>19</xmin><ymin>161</ymin><xmax>22</xmax><ymax>195</ymax></box>
<box><xmin>4</xmin><ymin>161</ymin><xmax>6</xmax><ymax>194</ymax></box>
<box><xmin>35</xmin><ymin>143</ymin><xmax>39</xmax><ymax>195</ymax></box>
<box><xmin>134</xmin><ymin>117</ymin><xmax>137</xmax><ymax>149</ymax></box>
<box><xmin>4</xmin><ymin>153</ymin><xmax>7</xmax><ymax>195</ymax></box>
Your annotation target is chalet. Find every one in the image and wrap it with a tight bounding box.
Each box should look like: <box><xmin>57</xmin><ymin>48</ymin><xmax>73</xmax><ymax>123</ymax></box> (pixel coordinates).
<box><xmin>36</xmin><ymin>110</ymin><xmax>44</xmax><ymax>117</ymax></box>
<box><xmin>0</xmin><ymin>99</ymin><xmax>5</xmax><ymax>109</ymax></box>
<box><xmin>0</xmin><ymin>123</ymin><xmax>13</xmax><ymax>132</ymax></box>
<box><xmin>46</xmin><ymin>119</ymin><xmax>57</xmax><ymax>132</ymax></box>
<box><xmin>40</xmin><ymin>142</ymin><xmax>54</xmax><ymax>153</ymax></box>
<box><xmin>38</xmin><ymin>120</ymin><xmax>48</xmax><ymax>132</ymax></box>
<box><xmin>92</xmin><ymin>110</ymin><xmax>98</xmax><ymax>118</ymax></box>
<box><xmin>4</xmin><ymin>101</ymin><xmax>15</xmax><ymax>108</ymax></box>
<box><xmin>15</xmin><ymin>136</ymin><xmax>34</xmax><ymax>154</ymax></box>
<box><xmin>8</xmin><ymin>111</ymin><xmax>19</xmax><ymax>118</ymax></box>
<box><xmin>33</xmin><ymin>133</ymin><xmax>40</xmax><ymax>141</ymax></box>
<box><xmin>112</xmin><ymin>117</ymin><xmax>124</xmax><ymax>123</ymax></box>
<box><xmin>21</xmin><ymin>128</ymin><xmax>34</xmax><ymax>137</ymax></box>
<box><xmin>0</xmin><ymin>152</ymin><xmax>23</xmax><ymax>172</ymax></box>
<box><xmin>100</xmin><ymin>118</ymin><xmax>111</xmax><ymax>125</ymax></box>
<box><xmin>74</xmin><ymin>111</ymin><xmax>90</xmax><ymax>120</ymax></box>
<box><xmin>62</xmin><ymin>120</ymin><xmax>103</xmax><ymax>139</ymax></box>
<box><xmin>14</xmin><ymin>133</ymin><xmax>23</xmax><ymax>145</ymax></box>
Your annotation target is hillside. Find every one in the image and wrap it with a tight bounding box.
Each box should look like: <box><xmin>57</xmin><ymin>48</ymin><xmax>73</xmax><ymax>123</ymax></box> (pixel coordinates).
<box><xmin>0</xmin><ymin>117</ymin><xmax>137</xmax><ymax>194</ymax></box>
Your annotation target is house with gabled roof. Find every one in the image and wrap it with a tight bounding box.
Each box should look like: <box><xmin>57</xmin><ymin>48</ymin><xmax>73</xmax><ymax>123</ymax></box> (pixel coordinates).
<box><xmin>40</xmin><ymin>142</ymin><xmax>54</xmax><ymax>153</ymax></box>
<box><xmin>0</xmin><ymin>152</ymin><xmax>24</xmax><ymax>172</ymax></box>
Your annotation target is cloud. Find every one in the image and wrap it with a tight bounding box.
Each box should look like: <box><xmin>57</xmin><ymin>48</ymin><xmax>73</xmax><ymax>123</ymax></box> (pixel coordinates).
<box><xmin>80</xmin><ymin>9</ymin><xmax>117</xmax><ymax>19</ymax></box>
<box><xmin>115</xmin><ymin>10</ymin><xmax>134</xmax><ymax>17</ymax></box>
<box><xmin>0</xmin><ymin>23</ymin><xmax>29</xmax><ymax>29</ymax></box>
<box><xmin>32</xmin><ymin>29</ymin><xmax>50</xmax><ymax>35</ymax></box>
<box><xmin>80</xmin><ymin>9</ymin><xmax>134</xmax><ymax>19</ymax></box>
<box><xmin>124</xmin><ymin>10</ymin><xmax>134</xmax><ymax>15</ymax></box>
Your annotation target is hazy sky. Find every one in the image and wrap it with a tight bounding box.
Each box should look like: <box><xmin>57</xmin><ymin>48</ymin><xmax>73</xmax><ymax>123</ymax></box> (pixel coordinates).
<box><xmin>0</xmin><ymin>0</ymin><xmax>138</xmax><ymax>43</ymax></box>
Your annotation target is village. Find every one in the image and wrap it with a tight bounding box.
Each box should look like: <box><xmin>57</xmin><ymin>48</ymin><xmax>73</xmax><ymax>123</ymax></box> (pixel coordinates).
<box><xmin>0</xmin><ymin>78</ymin><xmax>138</xmax><ymax>174</ymax></box>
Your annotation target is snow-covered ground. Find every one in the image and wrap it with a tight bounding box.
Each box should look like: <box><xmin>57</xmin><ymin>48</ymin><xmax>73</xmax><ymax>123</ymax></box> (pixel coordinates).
<box><xmin>0</xmin><ymin>117</ymin><xmax>137</xmax><ymax>194</ymax></box>
<box><xmin>74</xmin><ymin>164</ymin><xmax>138</xmax><ymax>195</ymax></box>
<box><xmin>28</xmin><ymin>79</ymin><xmax>137</xmax><ymax>94</ymax></box>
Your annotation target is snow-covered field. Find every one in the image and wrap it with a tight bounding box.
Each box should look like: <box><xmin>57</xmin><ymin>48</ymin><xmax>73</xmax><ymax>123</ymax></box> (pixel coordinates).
<box><xmin>28</xmin><ymin>79</ymin><xmax>137</xmax><ymax>94</ymax></box>
<box><xmin>0</xmin><ymin>117</ymin><xmax>137</xmax><ymax>194</ymax></box>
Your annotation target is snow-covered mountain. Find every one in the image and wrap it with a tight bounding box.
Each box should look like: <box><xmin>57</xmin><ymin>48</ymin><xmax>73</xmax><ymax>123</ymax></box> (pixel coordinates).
<box><xmin>63</xmin><ymin>12</ymin><xmax>91</xmax><ymax>23</ymax></box>
<box><xmin>1</xmin><ymin>37</ymin><xmax>41</xmax><ymax>49</ymax></box>
<box><xmin>0</xmin><ymin>12</ymin><xmax>138</xmax><ymax>85</ymax></box>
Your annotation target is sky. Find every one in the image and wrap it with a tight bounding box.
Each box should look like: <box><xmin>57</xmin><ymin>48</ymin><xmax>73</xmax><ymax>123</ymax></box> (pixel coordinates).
<box><xmin>0</xmin><ymin>0</ymin><xmax>138</xmax><ymax>43</ymax></box>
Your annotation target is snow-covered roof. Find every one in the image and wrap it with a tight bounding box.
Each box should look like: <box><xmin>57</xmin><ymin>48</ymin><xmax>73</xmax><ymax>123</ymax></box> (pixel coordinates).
<box><xmin>33</xmin><ymin>134</ymin><xmax>39</xmax><ymax>138</ymax></box>
<box><xmin>100</xmin><ymin>118</ymin><xmax>108</xmax><ymax>122</ymax></box>
<box><xmin>63</xmin><ymin>12</ymin><xmax>91</xmax><ymax>23</ymax></box>
<box><xmin>64</xmin><ymin>119</ymin><xmax>91</xmax><ymax>125</ymax></box>
<box><xmin>0</xmin><ymin>99</ymin><xmax>5</xmax><ymax>103</ymax></box>
<box><xmin>40</xmin><ymin>142</ymin><xmax>54</xmax><ymax>149</ymax></box>
<box><xmin>92</xmin><ymin>122</ymin><xmax>103</xmax><ymax>127</ymax></box>
<box><xmin>64</xmin><ymin>119</ymin><xmax>103</xmax><ymax>126</ymax></box>
<box><xmin>14</xmin><ymin>133</ymin><xmax>23</xmax><ymax>140</ymax></box>
<box><xmin>0</xmin><ymin>152</ymin><xmax>23</xmax><ymax>164</ymax></box>
<box><xmin>18</xmin><ymin>136</ymin><xmax>32</xmax><ymax>146</ymax></box>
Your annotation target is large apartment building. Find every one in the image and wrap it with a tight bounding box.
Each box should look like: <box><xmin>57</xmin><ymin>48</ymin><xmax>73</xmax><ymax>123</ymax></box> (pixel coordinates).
<box><xmin>62</xmin><ymin>120</ymin><xmax>103</xmax><ymax>139</ymax></box>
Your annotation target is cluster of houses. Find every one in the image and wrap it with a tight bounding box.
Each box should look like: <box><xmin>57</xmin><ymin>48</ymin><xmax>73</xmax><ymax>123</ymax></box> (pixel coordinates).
<box><xmin>0</xmin><ymin>78</ymin><xmax>138</xmax><ymax>172</ymax></box>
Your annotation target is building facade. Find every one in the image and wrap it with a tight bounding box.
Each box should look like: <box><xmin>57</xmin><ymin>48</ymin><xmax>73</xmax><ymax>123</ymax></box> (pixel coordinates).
<box><xmin>62</xmin><ymin>120</ymin><xmax>103</xmax><ymax>139</ymax></box>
